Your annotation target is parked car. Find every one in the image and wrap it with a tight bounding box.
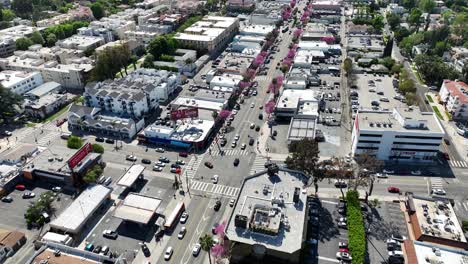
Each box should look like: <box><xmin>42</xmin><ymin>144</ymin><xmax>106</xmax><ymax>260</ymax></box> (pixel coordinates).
<box><xmin>85</xmin><ymin>243</ymin><xmax>95</xmax><ymax>252</ymax></box>
<box><xmin>432</xmin><ymin>189</ymin><xmax>446</xmax><ymax>195</ymax></box>
<box><xmin>141</xmin><ymin>159</ymin><xmax>151</xmax><ymax>164</ymax></box>
<box><xmin>155</xmin><ymin>148</ymin><xmax>165</xmax><ymax>153</ymax></box>
<box><xmin>176</xmin><ymin>160</ymin><xmax>185</xmax><ymax>165</ymax></box>
<box><xmin>105</xmin><ymin>138</ymin><xmax>115</xmax><ymax>144</ymax></box>
<box><xmin>387</xmin><ymin>187</ymin><xmax>400</xmax><ymax>193</ymax></box>
<box><xmin>249</xmin><ymin>138</ymin><xmax>255</xmax><ymax>146</ymax></box>
<box><xmin>103</xmin><ymin>177</ymin><xmax>112</xmax><ymax>186</ymax></box>
<box><xmin>383</xmin><ymin>169</ymin><xmax>394</xmax><ymax>174</ymax></box>
<box><xmin>93</xmin><ymin>246</ymin><xmax>102</xmax><ymax>254</ymax></box>
<box><xmin>15</xmin><ymin>184</ymin><xmax>26</xmax><ymax>191</ymax></box>
<box><xmin>374</xmin><ymin>173</ymin><xmax>388</xmax><ymax>178</ymax></box>
<box><xmin>1</xmin><ymin>196</ymin><xmax>13</xmax><ymax>203</ymax></box>
<box><xmin>52</xmin><ymin>186</ymin><xmax>62</xmax><ymax>192</ymax></box>
<box><xmin>141</xmin><ymin>243</ymin><xmax>150</xmax><ymax>257</ymax></box>
<box><xmin>95</xmin><ymin>137</ymin><xmax>105</xmax><ymax>142</ymax></box>
<box><xmin>411</xmin><ymin>170</ymin><xmax>421</xmax><ymax>175</ymax></box>
<box><xmin>334</xmin><ymin>180</ymin><xmax>347</xmax><ymax>188</ymax></box>
<box><xmin>391</xmin><ymin>234</ymin><xmax>407</xmax><ymax>242</ymax></box>
<box><xmin>103</xmin><ymin>230</ymin><xmax>118</xmax><ymax>239</ymax></box>
<box><xmin>153</xmin><ymin>166</ymin><xmax>163</xmax><ymax>172</ymax></box>
<box><xmin>338</xmin><ymin>241</ymin><xmax>348</xmax><ymax>248</ymax></box>
<box><xmin>159</xmin><ymin>157</ymin><xmax>170</xmax><ymax>163</ymax></box>
<box><xmin>22</xmin><ymin>192</ymin><xmax>35</xmax><ymax>199</ymax></box>
<box><xmin>336</xmin><ymin>252</ymin><xmax>352</xmax><ymax>261</ymax></box>
<box><xmin>229</xmin><ymin>199</ymin><xmax>235</xmax><ymax>207</ymax></box>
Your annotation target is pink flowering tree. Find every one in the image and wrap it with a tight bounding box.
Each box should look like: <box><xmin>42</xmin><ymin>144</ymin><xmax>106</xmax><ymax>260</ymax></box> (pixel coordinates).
<box><xmin>260</xmin><ymin>51</ymin><xmax>268</xmax><ymax>58</ymax></box>
<box><xmin>265</xmin><ymin>100</ymin><xmax>276</xmax><ymax>115</ymax></box>
<box><xmin>211</xmin><ymin>244</ymin><xmax>225</xmax><ymax>259</ymax></box>
<box><xmin>287</xmin><ymin>49</ymin><xmax>296</xmax><ymax>59</ymax></box>
<box><xmin>219</xmin><ymin>110</ymin><xmax>232</xmax><ymax>119</ymax></box>
<box><xmin>238</xmin><ymin>81</ymin><xmax>250</xmax><ymax>90</ymax></box>
<box><xmin>293</xmin><ymin>28</ymin><xmax>303</xmax><ymax>39</ymax></box>
<box><xmin>321</xmin><ymin>36</ymin><xmax>336</xmax><ymax>44</ymax></box>
<box><xmin>290</xmin><ymin>0</ymin><xmax>296</xmax><ymax>8</ymax></box>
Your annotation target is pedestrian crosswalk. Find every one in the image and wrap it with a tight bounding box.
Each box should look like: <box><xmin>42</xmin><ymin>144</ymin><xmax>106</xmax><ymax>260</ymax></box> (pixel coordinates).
<box><xmin>37</xmin><ymin>131</ymin><xmax>61</xmax><ymax>146</ymax></box>
<box><xmin>430</xmin><ymin>177</ymin><xmax>444</xmax><ymax>189</ymax></box>
<box><xmin>255</xmin><ymin>76</ymin><xmax>272</xmax><ymax>82</ymax></box>
<box><xmin>249</xmin><ymin>155</ymin><xmax>269</xmax><ymax>175</ymax></box>
<box><xmin>189</xmin><ymin>180</ymin><xmax>240</xmax><ymax>197</ymax></box>
<box><xmin>183</xmin><ymin>154</ymin><xmax>205</xmax><ymax>179</ymax></box>
<box><xmin>15</xmin><ymin>127</ymin><xmax>34</xmax><ymax>143</ymax></box>
<box><xmin>449</xmin><ymin>160</ymin><xmax>468</xmax><ymax>168</ymax></box>
<box><xmin>209</xmin><ymin>148</ymin><xmax>251</xmax><ymax>156</ymax></box>
<box><xmin>454</xmin><ymin>201</ymin><xmax>468</xmax><ymax>212</ymax></box>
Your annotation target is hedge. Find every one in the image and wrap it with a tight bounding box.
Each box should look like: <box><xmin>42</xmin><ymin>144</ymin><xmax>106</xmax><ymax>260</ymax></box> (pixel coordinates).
<box><xmin>432</xmin><ymin>106</ymin><xmax>444</xmax><ymax>120</ymax></box>
<box><xmin>346</xmin><ymin>190</ymin><xmax>366</xmax><ymax>264</ymax></box>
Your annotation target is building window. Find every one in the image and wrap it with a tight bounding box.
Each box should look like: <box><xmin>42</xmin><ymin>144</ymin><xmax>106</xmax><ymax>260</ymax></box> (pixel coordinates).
<box><xmin>358</xmin><ymin>140</ymin><xmax>381</xmax><ymax>143</ymax></box>
<box><xmin>359</xmin><ymin>134</ymin><xmax>382</xmax><ymax>137</ymax></box>
<box><xmin>394</xmin><ymin>136</ymin><xmax>442</xmax><ymax>140</ymax></box>
<box><xmin>393</xmin><ymin>142</ymin><xmax>440</xmax><ymax>146</ymax></box>
<box><xmin>356</xmin><ymin>146</ymin><xmax>379</xmax><ymax>150</ymax></box>
<box><xmin>390</xmin><ymin>148</ymin><xmax>439</xmax><ymax>152</ymax></box>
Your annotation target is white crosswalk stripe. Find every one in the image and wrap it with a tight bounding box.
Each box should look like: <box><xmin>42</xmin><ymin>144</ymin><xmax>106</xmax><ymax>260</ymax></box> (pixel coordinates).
<box><xmin>210</xmin><ymin>149</ymin><xmax>251</xmax><ymax>156</ymax></box>
<box><xmin>430</xmin><ymin>177</ymin><xmax>444</xmax><ymax>189</ymax></box>
<box><xmin>449</xmin><ymin>160</ymin><xmax>468</xmax><ymax>168</ymax></box>
<box><xmin>37</xmin><ymin>131</ymin><xmax>61</xmax><ymax>146</ymax></box>
<box><xmin>249</xmin><ymin>155</ymin><xmax>268</xmax><ymax>175</ymax></box>
<box><xmin>183</xmin><ymin>154</ymin><xmax>205</xmax><ymax>179</ymax></box>
<box><xmin>189</xmin><ymin>180</ymin><xmax>240</xmax><ymax>197</ymax></box>
<box><xmin>454</xmin><ymin>201</ymin><xmax>468</xmax><ymax>211</ymax></box>
<box><xmin>15</xmin><ymin>127</ymin><xmax>34</xmax><ymax>142</ymax></box>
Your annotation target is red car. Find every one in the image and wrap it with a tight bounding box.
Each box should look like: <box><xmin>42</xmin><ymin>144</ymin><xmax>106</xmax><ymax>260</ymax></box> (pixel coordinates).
<box><xmin>15</xmin><ymin>184</ymin><xmax>25</xmax><ymax>191</ymax></box>
<box><xmin>339</xmin><ymin>248</ymin><xmax>349</xmax><ymax>253</ymax></box>
<box><xmin>179</xmin><ymin>152</ymin><xmax>188</xmax><ymax>157</ymax></box>
<box><xmin>442</xmin><ymin>152</ymin><xmax>450</xmax><ymax>160</ymax></box>
<box><xmin>387</xmin><ymin>187</ymin><xmax>400</xmax><ymax>193</ymax></box>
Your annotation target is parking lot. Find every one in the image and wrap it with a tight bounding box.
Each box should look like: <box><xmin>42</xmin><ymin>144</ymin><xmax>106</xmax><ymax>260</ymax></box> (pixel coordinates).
<box><xmin>83</xmin><ymin>176</ymin><xmax>176</xmax><ymax>262</ymax></box>
<box><xmin>0</xmin><ymin>183</ymin><xmax>74</xmax><ymax>231</ymax></box>
<box><xmin>352</xmin><ymin>74</ymin><xmax>407</xmax><ymax>113</ymax></box>
<box><xmin>364</xmin><ymin>201</ymin><xmax>408</xmax><ymax>264</ymax></box>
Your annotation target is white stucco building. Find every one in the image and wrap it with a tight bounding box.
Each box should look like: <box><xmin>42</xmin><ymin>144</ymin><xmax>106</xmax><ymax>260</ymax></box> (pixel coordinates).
<box><xmin>351</xmin><ymin>108</ymin><xmax>445</xmax><ymax>162</ymax></box>
<box><xmin>439</xmin><ymin>80</ymin><xmax>468</xmax><ymax>121</ymax></box>
<box><xmin>0</xmin><ymin>71</ymin><xmax>44</xmax><ymax>95</ymax></box>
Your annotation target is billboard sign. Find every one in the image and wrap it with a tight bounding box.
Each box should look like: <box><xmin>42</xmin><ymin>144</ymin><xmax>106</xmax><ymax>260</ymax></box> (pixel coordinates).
<box><xmin>68</xmin><ymin>142</ymin><xmax>92</xmax><ymax>169</ymax></box>
<box><xmin>171</xmin><ymin>108</ymin><xmax>198</xmax><ymax>120</ymax></box>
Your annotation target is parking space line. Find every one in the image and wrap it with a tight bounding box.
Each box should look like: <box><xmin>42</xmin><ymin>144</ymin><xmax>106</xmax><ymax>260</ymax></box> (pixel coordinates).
<box><xmin>318</xmin><ymin>256</ymin><xmax>340</xmax><ymax>263</ymax></box>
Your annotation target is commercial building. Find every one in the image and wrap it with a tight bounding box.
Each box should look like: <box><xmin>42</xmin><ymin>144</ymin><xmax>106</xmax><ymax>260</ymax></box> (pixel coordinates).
<box><xmin>174</xmin><ymin>16</ymin><xmax>239</xmax><ymax>53</ymax></box>
<box><xmin>0</xmin><ymin>70</ymin><xmax>44</xmax><ymax>95</ymax></box>
<box><xmin>24</xmin><ymin>93</ymin><xmax>70</xmax><ymax>119</ymax></box>
<box><xmin>0</xmin><ymin>164</ymin><xmax>20</xmax><ymax>195</ymax></box>
<box><xmin>404</xmin><ymin>240</ymin><xmax>468</xmax><ymax>263</ymax></box>
<box><xmin>153</xmin><ymin>49</ymin><xmax>198</xmax><ymax>77</ymax></box>
<box><xmin>249</xmin><ymin>2</ymin><xmax>283</xmax><ymax>25</ymax></box>
<box><xmin>25</xmin><ymin>81</ymin><xmax>62</xmax><ymax>100</ymax></box>
<box><xmin>84</xmin><ymin>69</ymin><xmax>180</xmax><ymax>118</ymax></box>
<box><xmin>0</xmin><ymin>51</ymin><xmax>93</xmax><ymax>91</ymax></box>
<box><xmin>114</xmin><ymin>193</ymin><xmax>162</xmax><ymax>225</ymax></box>
<box><xmin>87</xmin><ymin>18</ymin><xmax>136</xmax><ymax>40</ymax></box>
<box><xmin>22</xmin><ymin>144</ymin><xmax>102</xmax><ymax>186</ymax></box>
<box><xmin>68</xmin><ymin>104</ymin><xmax>145</xmax><ymax>139</ymax></box>
<box><xmin>215</xmin><ymin>52</ymin><xmax>256</xmax><ymax>74</ymax></box>
<box><xmin>0</xmin><ymin>38</ymin><xmax>16</xmax><ymax>58</ymax></box>
<box><xmin>78</xmin><ymin>27</ymin><xmax>114</xmax><ymax>43</ymax></box>
<box><xmin>0</xmin><ymin>230</ymin><xmax>26</xmax><ymax>259</ymax></box>
<box><xmin>28</xmin><ymin>244</ymin><xmax>116</xmax><ymax>264</ymax></box>
<box><xmin>438</xmin><ymin>80</ymin><xmax>468</xmax><ymax>121</ymax></box>
<box><xmin>227</xmin><ymin>0</ymin><xmax>255</xmax><ymax>14</ymax></box>
<box><xmin>50</xmin><ymin>184</ymin><xmax>111</xmax><ymax>235</ymax></box>
<box><xmin>240</xmin><ymin>24</ymin><xmax>275</xmax><ymax>37</ymax></box>
<box><xmin>171</xmin><ymin>97</ymin><xmax>227</xmax><ymax>112</ymax></box>
<box><xmin>310</xmin><ymin>0</ymin><xmax>342</xmax><ymax>12</ymax></box>
<box><xmin>226</xmin><ymin>167</ymin><xmax>309</xmax><ymax>263</ymax></box>
<box><xmin>25</xmin><ymin>44</ymin><xmax>90</xmax><ymax>65</ymax></box>
<box><xmin>139</xmin><ymin>118</ymin><xmax>216</xmax><ymax>149</ymax></box>
<box><xmin>116</xmin><ymin>164</ymin><xmax>145</xmax><ymax>189</ymax></box>
<box><xmin>347</xmin><ymin>35</ymin><xmax>385</xmax><ymax>58</ymax></box>
<box><xmin>406</xmin><ymin>195</ymin><xmax>468</xmax><ymax>250</ymax></box>
<box><xmin>275</xmin><ymin>89</ymin><xmax>321</xmax><ymax>118</ymax></box>
<box><xmin>351</xmin><ymin>108</ymin><xmax>445</xmax><ymax>162</ymax></box>
<box><xmin>0</xmin><ymin>143</ymin><xmax>39</xmax><ymax>165</ymax></box>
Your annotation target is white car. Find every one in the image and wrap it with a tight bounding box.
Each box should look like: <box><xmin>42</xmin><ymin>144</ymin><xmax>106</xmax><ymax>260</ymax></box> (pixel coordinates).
<box><xmin>336</xmin><ymin>251</ymin><xmax>352</xmax><ymax>261</ymax></box>
<box><xmin>432</xmin><ymin>188</ymin><xmax>446</xmax><ymax>195</ymax></box>
<box><xmin>180</xmin><ymin>212</ymin><xmax>189</xmax><ymax>223</ymax></box>
<box><xmin>164</xmin><ymin>247</ymin><xmax>173</xmax><ymax>260</ymax></box>
<box><xmin>155</xmin><ymin>148</ymin><xmax>165</xmax><ymax>153</ymax></box>
<box><xmin>192</xmin><ymin>243</ymin><xmax>201</xmax><ymax>256</ymax></box>
<box><xmin>156</xmin><ymin>161</ymin><xmax>166</xmax><ymax>167</ymax></box>
<box><xmin>250</xmin><ymin>103</ymin><xmax>255</xmax><ymax>108</ymax></box>
<box><xmin>126</xmin><ymin>155</ymin><xmax>137</xmax><ymax>162</ymax></box>
<box><xmin>229</xmin><ymin>198</ymin><xmax>236</xmax><ymax>207</ymax></box>
<box><xmin>212</xmin><ymin>175</ymin><xmax>219</xmax><ymax>184</ymax></box>
<box><xmin>383</xmin><ymin>169</ymin><xmax>394</xmax><ymax>174</ymax></box>
<box><xmin>386</xmin><ymin>239</ymin><xmax>400</xmax><ymax>245</ymax></box>
<box><xmin>178</xmin><ymin>227</ymin><xmax>186</xmax><ymax>239</ymax></box>
<box><xmin>250</xmin><ymin>123</ymin><xmax>255</xmax><ymax>129</ymax></box>
<box><xmin>232</xmin><ymin>110</ymin><xmax>238</xmax><ymax>115</ymax></box>
<box><xmin>388</xmin><ymin>250</ymin><xmax>404</xmax><ymax>257</ymax></box>
<box><xmin>234</xmin><ymin>134</ymin><xmax>240</xmax><ymax>141</ymax></box>
<box><xmin>153</xmin><ymin>166</ymin><xmax>163</xmax><ymax>172</ymax></box>
<box><xmin>241</xmin><ymin>143</ymin><xmax>246</xmax><ymax>150</ymax></box>
<box><xmin>375</xmin><ymin>173</ymin><xmax>388</xmax><ymax>178</ymax></box>
<box><xmin>411</xmin><ymin>170</ymin><xmax>421</xmax><ymax>175</ymax></box>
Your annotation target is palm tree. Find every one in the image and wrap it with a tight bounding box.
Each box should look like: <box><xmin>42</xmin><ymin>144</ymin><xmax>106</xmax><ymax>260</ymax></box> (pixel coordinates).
<box><xmin>199</xmin><ymin>234</ymin><xmax>215</xmax><ymax>264</ymax></box>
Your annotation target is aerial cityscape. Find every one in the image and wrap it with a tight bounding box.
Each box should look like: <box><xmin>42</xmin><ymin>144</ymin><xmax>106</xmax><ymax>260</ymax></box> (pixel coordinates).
<box><xmin>0</xmin><ymin>0</ymin><xmax>467</xmax><ymax>263</ymax></box>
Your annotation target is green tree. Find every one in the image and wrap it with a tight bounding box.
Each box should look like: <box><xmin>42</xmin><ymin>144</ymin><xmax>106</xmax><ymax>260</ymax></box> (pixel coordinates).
<box><xmin>199</xmin><ymin>234</ymin><xmax>215</xmax><ymax>264</ymax></box>
<box><xmin>414</xmin><ymin>54</ymin><xmax>460</xmax><ymax>86</ymax></box>
<box><xmin>90</xmin><ymin>2</ymin><xmax>105</xmax><ymax>20</ymax></box>
<box><xmin>393</xmin><ymin>27</ymin><xmax>411</xmax><ymax>42</ymax></box>
<box><xmin>346</xmin><ymin>190</ymin><xmax>366</xmax><ymax>264</ymax></box>
<box><xmin>402</xmin><ymin>0</ymin><xmax>416</xmax><ymax>9</ymax></box>
<box><xmin>386</xmin><ymin>13</ymin><xmax>401</xmax><ymax>30</ymax></box>
<box><xmin>147</xmin><ymin>35</ymin><xmax>178</xmax><ymax>59</ymax></box>
<box><xmin>130</xmin><ymin>55</ymin><xmax>139</xmax><ymax>69</ymax></box>
<box><xmin>285</xmin><ymin>138</ymin><xmax>320</xmax><ymax>184</ymax></box>
<box><xmin>2</xmin><ymin>9</ymin><xmax>16</xmax><ymax>21</ymax></box>
<box><xmin>405</xmin><ymin>92</ymin><xmax>417</xmax><ymax>105</ymax></box>
<box><xmin>433</xmin><ymin>41</ymin><xmax>449</xmax><ymax>56</ymax></box>
<box><xmin>11</xmin><ymin>0</ymin><xmax>33</xmax><ymax>18</ymax></box>
<box><xmin>46</xmin><ymin>33</ymin><xmax>57</xmax><ymax>47</ymax></box>
<box><xmin>371</xmin><ymin>15</ymin><xmax>384</xmax><ymax>31</ymax></box>
<box><xmin>0</xmin><ymin>85</ymin><xmax>23</xmax><ymax>124</ymax></box>
<box><xmin>92</xmin><ymin>143</ymin><xmax>104</xmax><ymax>153</ymax></box>
<box><xmin>67</xmin><ymin>136</ymin><xmax>83</xmax><ymax>149</ymax></box>
<box><xmin>408</xmin><ymin>9</ymin><xmax>423</xmax><ymax>32</ymax></box>
<box><xmin>419</xmin><ymin>0</ymin><xmax>436</xmax><ymax>13</ymax></box>
<box><xmin>354</xmin><ymin>154</ymin><xmax>383</xmax><ymax>202</ymax></box>
<box><xmin>142</xmin><ymin>54</ymin><xmax>155</xmax><ymax>68</ymax></box>
<box><xmin>343</xmin><ymin>58</ymin><xmax>353</xmax><ymax>75</ymax></box>
<box><xmin>30</xmin><ymin>31</ymin><xmax>45</xmax><ymax>45</ymax></box>
<box><xmin>15</xmin><ymin>37</ymin><xmax>33</xmax><ymax>50</ymax></box>
<box><xmin>450</xmin><ymin>13</ymin><xmax>468</xmax><ymax>44</ymax></box>
<box><xmin>92</xmin><ymin>44</ymin><xmax>131</xmax><ymax>80</ymax></box>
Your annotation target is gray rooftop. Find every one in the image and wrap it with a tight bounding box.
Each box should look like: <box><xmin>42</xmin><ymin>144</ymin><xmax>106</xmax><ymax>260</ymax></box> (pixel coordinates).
<box><xmin>25</xmin><ymin>82</ymin><xmax>61</xmax><ymax>99</ymax></box>
<box><xmin>226</xmin><ymin>168</ymin><xmax>308</xmax><ymax>254</ymax></box>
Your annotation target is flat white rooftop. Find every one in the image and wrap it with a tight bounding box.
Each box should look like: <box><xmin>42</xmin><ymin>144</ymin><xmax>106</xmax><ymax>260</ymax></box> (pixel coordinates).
<box><xmin>172</xmin><ymin>97</ymin><xmax>225</xmax><ymax>112</ymax></box>
<box><xmin>117</xmin><ymin>164</ymin><xmax>145</xmax><ymax>188</ymax></box>
<box><xmin>412</xmin><ymin>241</ymin><xmax>468</xmax><ymax>263</ymax></box>
<box><xmin>276</xmin><ymin>89</ymin><xmax>320</xmax><ymax>110</ymax></box>
<box><xmin>114</xmin><ymin>193</ymin><xmax>161</xmax><ymax>224</ymax></box>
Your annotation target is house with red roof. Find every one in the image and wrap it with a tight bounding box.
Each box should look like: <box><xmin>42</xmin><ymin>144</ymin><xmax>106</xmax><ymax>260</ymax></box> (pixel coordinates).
<box><xmin>439</xmin><ymin>80</ymin><xmax>468</xmax><ymax>120</ymax></box>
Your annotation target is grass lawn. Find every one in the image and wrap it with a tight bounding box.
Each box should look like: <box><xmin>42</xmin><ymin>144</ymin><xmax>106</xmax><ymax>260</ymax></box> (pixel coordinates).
<box><xmin>410</xmin><ymin>64</ymin><xmax>425</xmax><ymax>85</ymax></box>
<box><xmin>26</xmin><ymin>122</ymin><xmax>37</xmax><ymax>128</ymax></box>
<box><xmin>426</xmin><ymin>94</ymin><xmax>434</xmax><ymax>103</ymax></box>
<box><xmin>432</xmin><ymin>106</ymin><xmax>444</xmax><ymax>120</ymax></box>
<box><xmin>445</xmin><ymin>111</ymin><xmax>452</xmax><ymax>121</ymax></box>
<box><xmin>42</xmin><ymin>103</ymin><xmax>70</xmax><ymax>124</ymax></box>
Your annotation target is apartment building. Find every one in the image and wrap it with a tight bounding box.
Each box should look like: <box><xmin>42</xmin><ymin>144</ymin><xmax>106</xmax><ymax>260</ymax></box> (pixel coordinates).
<box><xmin>0</xmin><ymin>25</ymin><xmax>41</xmax><ymax>58</ymax></box>
<box><xmin>84</xmin><ymin>69</ymin><xmax>180</xmax><ymax>118</ymax></box>
<box><xmin>439</xmin><ymin>80</ymin><xmax>468</xmax><ymax>121</ymax></box>
<box><xmin>0</xmin><ymin>52</ymin><xmax>93</xmax><ymax>91</ymax></box>
<box><xmin>174</xmin><ymin>16</ymin><xmax>239</xmax><ymax>53</ymax></box>
<box><xmin>56</xmin><ymin>35</ymin><xmax>105</xmax><ymax>51</ymax></box>
<box><xmin>0</xmin><ymin>71</ymin><xmax>44</xmax><ymax>95</ymax></box>
<box><xmin>87</xmin><ymin>19</ymin><xmax>136</xmax><ymax>40</ymax></box>
<box><xmin>351</xmin><ymin>108</ymin><xmax>445</xmax><ymax>162</ymax></box>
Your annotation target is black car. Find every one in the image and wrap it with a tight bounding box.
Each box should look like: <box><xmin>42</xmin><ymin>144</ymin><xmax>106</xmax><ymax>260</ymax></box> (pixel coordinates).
<box><xmin>105</xmin><ymin>138</ymin><xmax>115</xmax><ymax>144</ymax></box>
<box><xmin>171</xmin><ymin>164</ymin><xmax>181</xmax><ymax>169</ymax></box>
<box><xmin>220</xmin><ymin>139</ymin><xmax>227</xmax><ymax>147</ymax></box>
<box><xmin>159</xmin><ymin>157</ymin><xmax>170</xmax><ymax>163</ymax></box>
<box><xmin>214</xmin><ymin>200</ymin><xmax>221</xmax><ymax>211</ymax></box>
<box><xmin>258</xmin><ymin>113</ymin><xmax>263</xmax><ymax>120</ymax></box>
<box><xmin>95</xmin><ymin>137</ymin><xmax>105</xmax><ymax>142</ymax></box>
<box><xmin>233</xmin><ymin>158</ymin><xmax>240</xmax><ymax>166</ymax></box>
<box><xmin>141</xmin><ymin>243</ymin><xmax>151</xmax><ymax>257</ymax></box>
<box><xmin>249</xmin><ymin>138</ymin><xmax>255</xmax><ymax>146</ymax></box>
<box><xmin>93</xmin><ymin>246</ymin><xmax>102</xmax><ymax>254</ymax></box>
<box><xmin>141</xmin><ymin>159</ymin><xmax>151</xmax><ymax>164</ymax></box>
<box><xmin>1</xmin><ymin>196</ymin><xmax>13</xmax><ymax>203</ymax></box>
<box><xmin>103</xmin><ymin>230</ymin><xmax>118</xmax><ymax>239</ymax></box>
<box><xmin>205</xmin><ymin>162</ymin><xmax>214</xmax><ymax>169</ymax></box>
